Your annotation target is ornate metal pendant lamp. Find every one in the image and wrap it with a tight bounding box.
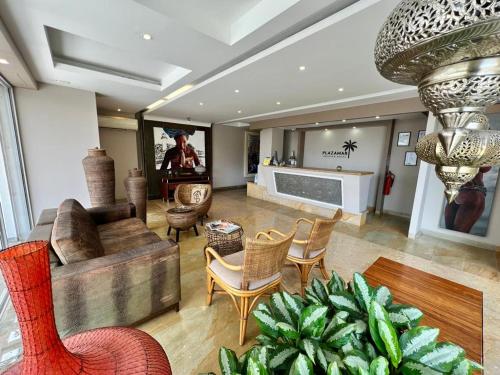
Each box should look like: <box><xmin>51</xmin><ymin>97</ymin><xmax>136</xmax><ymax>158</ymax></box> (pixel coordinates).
<box><xmin>374</xmin><ymin>0</ymin><xmax>500</xmax><ymax>202</ymax></box>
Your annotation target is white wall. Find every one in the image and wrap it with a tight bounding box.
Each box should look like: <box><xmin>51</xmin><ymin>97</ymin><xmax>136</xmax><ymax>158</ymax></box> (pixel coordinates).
<box><xmin>99</xmin><ymin>127</ymin><xmax>138</xmax><ymax>199</ymax></box>
<box><xmin>303</xmin><ymin>123</ymin><xmax>390</xmax><ymax>207</ymax></box>
<box><xmin>212</xmin><ymin>124</ymin><xmax>249</xmax><ymax>188</ymax></box>
<box><xmin>283</xmin><ymin>130</ymin><xmax>300</xmax><ymax>162</ymax></box>
<box><xmin>259</xmin><ymin>127</ymin><xmax>284</xmax><ymax>163</ymax></box>
<box><xmin>383</xmin><ymin>117</ymin><xmax>427</xmax><ymax>217</ymax></box>
<box><xmin>15</xmin><ymin>83</ymin><xmax>99</xmax><ymax>219</ymax></box>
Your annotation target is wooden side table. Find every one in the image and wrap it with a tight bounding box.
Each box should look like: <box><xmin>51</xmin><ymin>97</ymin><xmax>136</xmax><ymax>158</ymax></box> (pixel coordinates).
<box><xmin>166</xmin><ymin>207</ymin><xmax>199</xmax><ymax>242</ymax></box>
<box><xmin>205</xmin><ymin>221</ymin><xmax>244</xmax><ymax>257</ymax></box>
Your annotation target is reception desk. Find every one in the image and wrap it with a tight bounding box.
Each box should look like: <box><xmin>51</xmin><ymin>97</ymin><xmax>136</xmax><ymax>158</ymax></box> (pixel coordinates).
<box><xmin>248</xmin><ymin>166</ymin><xmax>374</xmax><ymax>226</ymax></box>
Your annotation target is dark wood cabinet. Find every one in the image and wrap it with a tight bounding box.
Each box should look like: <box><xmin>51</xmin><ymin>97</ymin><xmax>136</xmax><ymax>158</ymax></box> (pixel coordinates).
<box><xmin>160</xmin><ymin>173</ymin><xmax>210</xmax><ymax>201</ymax></box>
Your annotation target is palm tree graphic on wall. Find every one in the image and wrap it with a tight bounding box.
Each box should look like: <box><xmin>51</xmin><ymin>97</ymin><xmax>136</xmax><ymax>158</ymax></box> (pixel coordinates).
<box><xmin>342</xmin><ymin>140</ymin><xmax>357</xmax><ymax>158</ymax></box>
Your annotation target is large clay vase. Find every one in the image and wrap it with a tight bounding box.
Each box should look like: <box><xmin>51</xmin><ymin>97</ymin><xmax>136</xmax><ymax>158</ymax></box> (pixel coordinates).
<box><xmin>82</xmin><ymin>148</ymin><xmax>115</xmax><ymax>207</ymax></box>
<box><xmin>124</xmin><ymin>168</ymin><xmax>147</xmax><ymax>223</ymax></box>
<box><xmin>0</xmin><ymin>241</ymin><xmax>172</xmax><ymax>374</ymax></box>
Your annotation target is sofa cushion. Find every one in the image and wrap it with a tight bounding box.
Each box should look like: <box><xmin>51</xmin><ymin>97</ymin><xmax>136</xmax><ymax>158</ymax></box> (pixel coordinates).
<box><xmin>288</xmin><ymin>242</ymin><xmax>325</xmax><ymax>259</ymax></box>
<box><xmin>209</xmin><ymin>250</ymin><xmax>280</xmax><ymax>290</ymax></box>
<box><xmin>98</xmin><ymin>218</ymin><xmax>161</xmax><ymax>254</ymax></box>
<box><xmin>51</xmin><ymin>199</ymin><xmax>104</xmax><ymax>265</ymax></box>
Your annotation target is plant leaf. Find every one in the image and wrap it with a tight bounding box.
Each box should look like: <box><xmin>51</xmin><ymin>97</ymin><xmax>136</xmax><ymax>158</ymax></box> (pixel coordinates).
<box><xmin>256</xmin><ymin>302</ymin><xmax>272</xmax><ymax>315</ymax></box>
<box><xmin>467</xmin><ymin>359</ymin><xmax>483</xmax><ymax>371</ymax></box>
<box><xmin>283</xmin><ymin>291</ymin><xmax>304</xmax><ymax>324</ymax></box>
<box><xmin>322</xmin><ymin>313</ymin><xmax>347</xmax><ymax>339</ymax></box>
<box><xmin>388</xmin><ymin>304</ymin><xmax>424</xmax><ymax>329</ymax></box>
<box><xmin>451</xmin><ymin>359</ymin><xmax>472</xmax><ymax>375</ymax></box>
<box><xmin>290</xmin><ymin>353</ymin><xmax>314</xmax><ymax>375</ymax></box>
<box><xmin>253</xmin><ymin>309</ymin><xmax>279</xmax><ymax>338</ymax></box>
<box><xmin>312</xmin><ymin>278</ymin><xmax>329</xmax><ymax>304</ymax></box>
<box><xmin>219</xmin><ymin>347</ymin><xmax>238</xmax><ymax>375</ymax></box>
<box><xmin>343</xmin><ymin>349</ymin><xmax>369</xmax><ymax>375</ymax></box>
<box><xmin>321</xmin><ymin>347</ymin><xmax>345</xmax><ymax>369</ymax></box>
<box><xmin>368</xmin><ymin>301</ymin><xmax>387</xmax><ymax>355</ymax></box>
<box><xmin>256</xmin><ymin>334</ymin><xmax>275</xmax><ymax>347</ymax></box>
<box><xmin>316</xmin><ymin>347</ymin><xmax>329</xmax><ymax>372</ymax></box>
<box><xmin>377</xmin><ymin>319</ymin><xmax>402</xmax><ymax>368</ymax></box>
<box><xmin>246</xmin><ymin>357</ymin><xmax>269</xmax><ymax>375</ymax></box>
<box><xmin>270</xmin><ymin>292</ymin><xmax>295</xmax><ymax>325</ymax></box>
<box><xmin>299</xmin><ymin>338</ymin><xmax>317</xmax><ymax>364</ymax></box>
<box><xmin>276</xmin><ymin>322</ymin><xmax>300</xmax><ymax>340</ymax></box>
<box><xmin>329</xmin><ymin>292</ymin><xmax>362</xmax><ymax>317</ymax></box>
<box><xmin>365</xmin><ymin>342</ymin><xmax>377</xmax><ymax>361</ymax></box>
<box><xmin>269</xmin><ymin>345</ymin><xmax>299</xmax><ymax>369</ymax></box>
<box><xmin>373</xmin><ymin>286</ymin><xmax>392</xmax><ymax>308</ymax></box>
<box><xmin>369</xmin><ymin>357</ymin><xmax>389</xmax><ymax>375</ymax></box>
<box><xmin>417</xmin><ymin>342</ymin><xmax>465</xmax><ymax>373</ymax></box>
<box><xmin>304</xmin><ymin>287</ymin><xmax>322</xmax><ymax>305</ymax></box>
<box><xmin>401</xmin><ymin>360</ymin><xmax>443</xmax><ymax>375</ymax></box>
<box><xmin>327</xmin><ymin>270</ymin><xmax>346</xmax><ymax>294</ymax></box>
<box><xmin>299</xmin><ymin>305</ymin><xmax>328</xmax><ymax>338</ymax></box>
<box><xmin>399</xmin><ymin>327</ymin><xmax>439</xmax><ymax>360</ymax></box>
<box><xmin>326</xmin><ymin>322</ymin><xmax>358</xmax><ymax>348</ymax></box>
<box><xmin>352</xmin><ymin>272</ymin><xmax>373</xmax><ymax>312</ymax></box>
<box><xmin>327</xmin><ymin>361</ymin><xmax>342</xmax><ymax>375</ymax></box>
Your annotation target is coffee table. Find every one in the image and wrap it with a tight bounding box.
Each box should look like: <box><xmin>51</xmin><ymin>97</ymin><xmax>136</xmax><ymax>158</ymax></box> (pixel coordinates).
<box><xmin>204</xmin><ymin>220</ymin><xmax>243</xmax><ymax>257</ymax></box>
<box><xmin>166</xmin><ymin>207</ymin><xmax>199</xmax><ymax>242</ymax></box>
<box><xmin>364</xmin><ymin>257</ymin><xmax>483</xmax><ymax>364</ymax></box>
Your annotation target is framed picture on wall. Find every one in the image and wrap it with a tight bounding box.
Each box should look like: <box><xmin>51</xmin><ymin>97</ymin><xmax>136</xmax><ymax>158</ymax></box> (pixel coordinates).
<box><xmin>417</xmin><ymin>130</ymin><xmax>426</xmax><ymax>141</ymax></box>
<box><xmin>244</xmin><ymin>131</ymin><xmax>260</xmax><ymax>177</ymax></box>
<box><xmin>404</xmin><ymin>151</ymin><xmax>418</xmax><ymax>166</ymax></box>
<box><xmin>153</xmin><ymin>127</ymin><xmax>206</xmax><ymax>170</ymax></box>
<box><xmin>397</xmin><ymin>131</ymin><xmax>411</xmax><ymax>146</ymax></box>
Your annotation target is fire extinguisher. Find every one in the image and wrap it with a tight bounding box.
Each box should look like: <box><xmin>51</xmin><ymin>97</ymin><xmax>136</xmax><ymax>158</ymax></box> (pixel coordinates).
<box><xmin>383</xmin><ymin>171</ymin><xmax>395</xmax><ymax>195</ymax></box>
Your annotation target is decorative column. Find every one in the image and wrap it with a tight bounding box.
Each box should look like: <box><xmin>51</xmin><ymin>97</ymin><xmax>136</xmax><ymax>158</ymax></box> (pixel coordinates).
<box><xmin>375</xmin><ymin>0</ymin><xmax>500</xmax><ymax>202</ymax></box>
<box><xmin>82</xmin><ymin>148</ymin><xmax>115</xmax><ymax>207</ymax></box>
<box><xmin>124</xmin><ymin>168</ymin><xmax>147</xmax><ymax>223</ymax></box>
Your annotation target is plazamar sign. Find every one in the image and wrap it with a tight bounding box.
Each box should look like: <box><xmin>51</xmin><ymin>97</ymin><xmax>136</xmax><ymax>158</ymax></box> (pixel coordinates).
<box><xmin>322</xmin><ymin>140</ymin><xmax>358</xmax><ymax>159</ymax></box>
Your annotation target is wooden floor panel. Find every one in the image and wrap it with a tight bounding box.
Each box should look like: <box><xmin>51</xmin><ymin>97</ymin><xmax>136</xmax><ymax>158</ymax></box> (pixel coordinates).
<box><xmin>364</xmin><ymin>257</ymin><xmax>483</xmax><ymax>364</ymax></box>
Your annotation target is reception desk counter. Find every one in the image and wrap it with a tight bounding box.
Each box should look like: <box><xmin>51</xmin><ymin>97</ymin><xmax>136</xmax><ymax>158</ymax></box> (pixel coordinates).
<box><xmin>247</xmin><ymin>166</ymin><xmax>374</xmax><ymax>226</ymax></box>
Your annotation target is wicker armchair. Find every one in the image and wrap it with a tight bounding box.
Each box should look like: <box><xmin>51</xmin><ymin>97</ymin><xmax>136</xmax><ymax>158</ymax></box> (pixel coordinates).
<box><xmin>268</xmin><ymin>209</ymin><xmax>342</xmax><ymax>295</ymax></box>
<box><xmin>205</xmin><ymin>228</ymin><xmax>296</xmax><ymax>345</ymax></box>
<box><xmin>174</xmin><ymin>184</ymin><xmax>212</xmax><ymax>224</ymax></box>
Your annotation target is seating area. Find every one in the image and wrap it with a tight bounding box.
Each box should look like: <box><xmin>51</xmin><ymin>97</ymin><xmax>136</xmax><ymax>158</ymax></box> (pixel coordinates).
<box><xmin>0</xmin><ymin>1</ymin><xmax>499</xmax><ymax>374</ymax></box>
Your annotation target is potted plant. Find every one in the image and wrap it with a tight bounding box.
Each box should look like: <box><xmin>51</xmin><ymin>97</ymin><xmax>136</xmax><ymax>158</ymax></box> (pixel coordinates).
<box><xmin>205</xmin><ymin>271</ymin><xmax>482</xmax><ymax>375</ymax></box>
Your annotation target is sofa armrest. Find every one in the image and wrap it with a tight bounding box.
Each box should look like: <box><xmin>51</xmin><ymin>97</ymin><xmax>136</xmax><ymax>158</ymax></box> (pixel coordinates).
<box><xmin>86</xmin><ymin>202</ymin><xmax>136</xmax><ymax>224</ymax></box>
<box><xmin>51</xmin><ymin>239</ymin><xmax>180</xmax><ymax>337</ymax></box>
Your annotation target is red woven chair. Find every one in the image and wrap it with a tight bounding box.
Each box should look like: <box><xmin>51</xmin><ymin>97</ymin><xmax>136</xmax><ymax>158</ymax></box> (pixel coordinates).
<box><xmin>0</xmin><ymin>241</ymin><xmax>172</xmax><ymax>374</ymax></box>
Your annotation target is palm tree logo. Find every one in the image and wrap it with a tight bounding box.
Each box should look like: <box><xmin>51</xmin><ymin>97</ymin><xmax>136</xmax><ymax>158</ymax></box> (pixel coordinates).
<box><xmin>342</xmin><ymin>140</ymin><xmax>357</xmax><ymax>158</ymax></box>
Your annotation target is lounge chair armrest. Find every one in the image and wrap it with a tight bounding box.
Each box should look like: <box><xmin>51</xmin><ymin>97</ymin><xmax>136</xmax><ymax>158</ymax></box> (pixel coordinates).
<box><xmin>255</xmin><ymin>232</ymin><xmax>274</xmax><ymax>241</ymax></box>
<box><xmin>293</xmin><ymin>239</ymin><xmax>309</xmax><ymax>245</ymax></box>
<box><xmin>205</xmin><ymin>247</ymin><xmax>242</xmax><ymax>271</ymax></box>
<box><xmin>87</xmin><ymin>203</ymin><xmax>136</xmax><ymax>224</ymax></box>
<box><xmin>296</xmin><ymin>218</ymin><xmax>314</xmax><ymax>226</ymax></box>
<box><xmin>266</xmin><ymin>229</ymin><xmax>287</xmax><ymax>238</ymax></box>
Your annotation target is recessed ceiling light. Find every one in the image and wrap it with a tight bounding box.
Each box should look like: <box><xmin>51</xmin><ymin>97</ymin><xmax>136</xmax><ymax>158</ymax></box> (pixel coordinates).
<box><xmin>276</xmin><ymin>101</ymin><xmax>281</xmax><ymax>105</ymax></box>
<box><xmin>353</xmin><ymin>126</ymin><xmax>357</xmax><ymax>129</ymax></box>
<box><xmin>315</xmin><ymin>122</ymin><xmax>319</xmax><ymax>125</ymax></box>
<box><xmin>342</xmin><ymin>119</ymin><xmax>346</xmax><ymax>122</ymax></box>
<box><xmin>0</xmin><ymin>59</ymin><xmax>9</xmax><ymax>65</ymax></box>
<box><xmin>338</xmin><ymin>87</ymin><xmax>344</xmax><ymax>92</ymax></box>
<box><xmin>142</xmin><ymin>33</ymin><xmax>152</xmax><ymax>40</ymax></box>
<box><xmin>237</xmin><ymin>110</ymin><xmax>242</xmax><ymax>114</ymax></box>
<box><xmin>376</xmin><ymin>115</ymin><xmax>381</xmax><ymax>119</ymax></box>
<box><xmin>291</xmin><ymin>128</ymin><xmax>296</xmax><ymax>131</ymax></box>
<box><xmin>299</xmin><ymin>66</ymin><xmax>306</xmax><ymax>71</ymax></box>
<box><xmin>234</xmin><ymin>89</ymin><xmax>239</xmax><ymax>93</ymax></box>
<box><xmin>199</xmin><ymin>102</ymin><xmax>204</xmax><ymax>106</ymax></box>
<box><xmin>117</xmin><ymin>108</ymin><xmax>122</xmax><ymax>112</ymax></box>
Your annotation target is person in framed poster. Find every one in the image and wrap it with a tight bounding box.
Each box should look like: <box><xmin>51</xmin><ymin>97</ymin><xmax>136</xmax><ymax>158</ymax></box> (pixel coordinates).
<box><xmin>404</xmin><ymin>151</ymin><xmax>417</xmax><ymax>166</ymax></box>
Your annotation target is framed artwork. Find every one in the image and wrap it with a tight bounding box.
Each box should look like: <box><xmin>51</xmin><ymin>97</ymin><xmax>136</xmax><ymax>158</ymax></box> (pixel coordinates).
<box><xmin>417</xmin><ymin>130</ymin><xmax>426</xmax><ymax>141</ymax></box>
<box><xmin>244</xmin><ymin>131</ymin><xmax>260</xmax><ymax>177</ymax></box>
<box><xmin>404</xmin><ymin>151</ymin><xmax>417</xmax><ymax>166</ymax></box>
<box><xmin>154</xmin><ymin>127</ymin><xmax>206</xmax><ymax>171</ymax></box>
<box><xmin>397</xmin><ymin>131</ymin><xmax>411</xmax><ymax>146</ymax></box>
<box><xmin>439</xmin><ymin>166</ymin><xmax>499</xmax><ymax>237</ymax></box>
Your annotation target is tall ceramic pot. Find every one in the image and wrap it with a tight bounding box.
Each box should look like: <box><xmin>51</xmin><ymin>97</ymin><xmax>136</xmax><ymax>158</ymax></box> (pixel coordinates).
<box><xmin>82</xmin><ymin>148</ymin><xmax>115</xmax><ymax>207</ymax></box>
<box><xmin>124</xmin><ymin>168</ymin><xmax>147</xmax><ymax>223</ymax></box>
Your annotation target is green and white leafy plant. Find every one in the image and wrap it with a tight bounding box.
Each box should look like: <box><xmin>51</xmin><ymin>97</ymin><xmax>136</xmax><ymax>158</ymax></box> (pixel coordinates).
<box><xmin>207</xmin><ymin>270</ymin><xmax>482</xmax><ymax>375</ymax></box>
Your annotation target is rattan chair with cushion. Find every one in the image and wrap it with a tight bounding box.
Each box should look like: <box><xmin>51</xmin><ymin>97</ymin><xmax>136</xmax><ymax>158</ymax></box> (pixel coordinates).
<box><xmin>205</xmin><ymin>228</ymin><xmax>296</xmax><ymax>345</ymax></box>
<box><xmin>268</xmin><ymin>209</ymin><xmax>342</xmax><ymax>295</ymax></box>
<box><xmin>174</xmin><ymin>183</ymin><xmax>212</xmax><ymax>224</ymax></box>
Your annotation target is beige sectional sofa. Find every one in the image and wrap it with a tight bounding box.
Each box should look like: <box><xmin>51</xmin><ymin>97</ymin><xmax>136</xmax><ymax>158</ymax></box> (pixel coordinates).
<box><xmin>28</xmin><ymin>199</ymin><xmax>180</xmax><ymax>337</ymax></box>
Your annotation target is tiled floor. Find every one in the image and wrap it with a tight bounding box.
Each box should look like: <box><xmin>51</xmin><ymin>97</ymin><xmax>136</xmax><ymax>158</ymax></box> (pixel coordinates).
<box><xmin>0</xmin><ymin>189</ymin><xmax>498</xmax><ymax>372</ymax></box>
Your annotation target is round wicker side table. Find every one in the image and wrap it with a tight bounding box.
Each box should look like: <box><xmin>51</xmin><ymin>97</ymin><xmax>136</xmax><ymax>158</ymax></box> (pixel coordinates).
<box><xmin>166</xmin><ymin>207</ymin><xmax>199</xmax><ymax>242</ymax></box>
<box><xmin>205</xmin><ymin>220</ymin><xmax>244</xmax><ymax>257</ymax></box>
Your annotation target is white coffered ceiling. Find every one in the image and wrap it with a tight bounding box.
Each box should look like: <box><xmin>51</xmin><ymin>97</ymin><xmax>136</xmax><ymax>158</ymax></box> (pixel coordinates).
<box><xmin>0</xmin><ymin>0</ymin><xmax>418</xmax><ymax>123</ymax></box>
